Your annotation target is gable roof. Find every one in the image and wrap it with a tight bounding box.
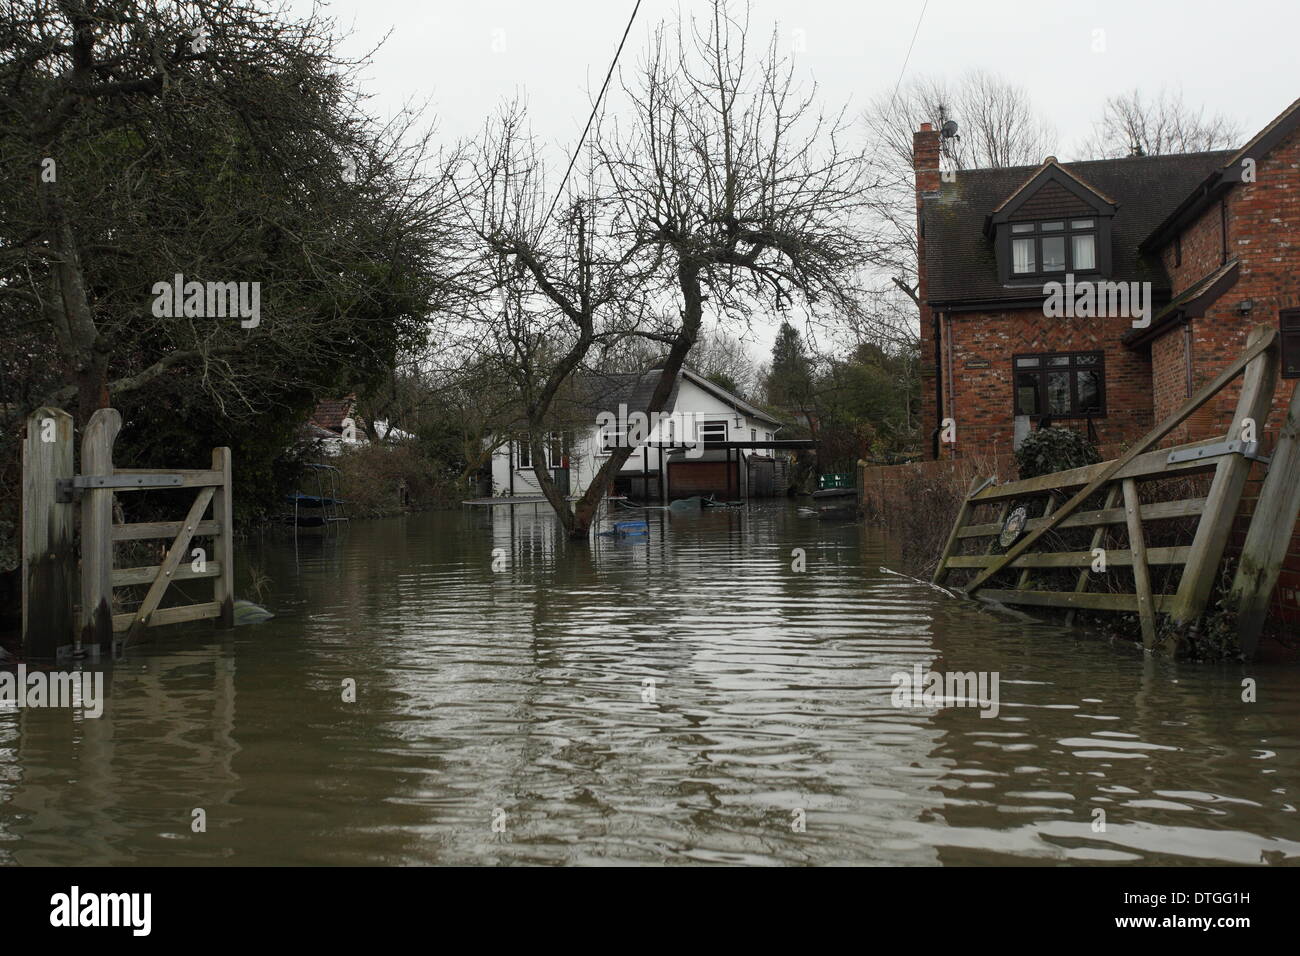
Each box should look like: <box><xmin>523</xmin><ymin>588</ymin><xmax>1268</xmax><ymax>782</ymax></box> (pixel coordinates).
<box><xmin>309</xmin><ymin>396</ymin><xmax>356</xmax><ymax>432</ymax></box>
<box><xmin>679</xmin><ymin>367</ymin><xmax>783</xmax><ymax>425</ymax></box>
<box><xmin>989</xmin><ymin>159</ymin><xmax>1118</xmax><ymax>217</ymax></box>
<box><xmin>1142</xmin><ymin>97</ymin><xmax>1300</xmax><ymax>252</ymax></box>
<box><xmin>923</xmin><ymin>151</ymin><xmax>1233</xmax><ymax>308</ymax></box>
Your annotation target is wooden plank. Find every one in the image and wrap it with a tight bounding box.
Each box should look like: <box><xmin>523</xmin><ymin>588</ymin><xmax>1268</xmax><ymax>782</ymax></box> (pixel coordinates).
<box><xmin>124</xmin><ymin>486</ymin><xmax>215</xmax><ymax>638</ymax></box>
<box><xmin>112</xmin><ymin>602</ymin><xmax>222</xmax><ymax>633</ymax></box>
<box><xmin>958</xmin><ymin>497</ymin><xmax>1206</xmax><ymax>540</ymax></box>
<box><xmin>21</xmin><ymin>407</ymin><xmax>76</xmax><ymax>658</ymax></box>
<box><xmin>964</xmin><ymin>327</ymin><xmax>1277</xmax><ymax>595</ymax></box>
<box><xmin>946</xmin><ymin>545</ymin><xmax>1189</xmax><ymax>569</ymax></box>
<box><xmin>1123</xmin><ymin>478</ymin><xmax>1158</xmax><ymax>649</ymax></box>
<box><xmin>80</xmin><ymin>408</ymin><xmax>121</xmax><ymax>655</ymax></box>
<box><xmin>112</xmin><ymin>561</ymin><xmax>222</xmax><ymax>587</ymax></box>
<box><xmin>1067</xmin><ymin>485</ymin><xmax>1122</xmax><ymax>626</ymax></box>
<box><xmin>977</xmin><ymin>589</ymin><xmax>1179</xmax><ymax>613</ymax></box>
<box><xmin>113</xmin><ymin>519</ymin><xmax>221</xmax><ymax>541</ymax></box>
<box><xmin>212</xmin><ymin>447</ymin><xmax>235</xmax><ymax>627</ymax></box>
<box><xmin>1230</xmin><ymin>376</ymin><xmax>1300</xmax><ymax>658</ymax></box>
<box><xmin>109</xmin><ymin>470</ymin><xmax>224</xmax><ymax>490</ymax></box>
<box><xmin>1169</xmin><ymin>325</ymin><xmax>1279</xmax><ymax>627</ymax></box>
<box><xmin>971</xmin><ymin>437</ymin><xmax>1225</xmax><ymax>503</ymax></box>
<box><xmin>933</xmin><ymin>475</ymin><xmax>988</xmax><ymax>585</ymax></box>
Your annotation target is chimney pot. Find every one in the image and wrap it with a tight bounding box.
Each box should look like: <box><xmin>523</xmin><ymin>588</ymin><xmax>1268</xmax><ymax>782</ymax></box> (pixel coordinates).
<box><xmin>920</xmin><ymin>123</ymin><xmax>933</xmax><ymax>132</ymax></box>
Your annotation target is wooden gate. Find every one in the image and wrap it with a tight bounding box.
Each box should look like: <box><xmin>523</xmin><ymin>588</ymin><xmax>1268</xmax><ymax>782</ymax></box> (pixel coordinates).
<box><xmin>933</xmin><ymin>325</ymin><xmax>1300</xmax><ymax>657</ymax></box>
<box><xmin>21</xmin><ymin>407</ymin><xmax>234</xmax><ymax>659</ymax></box>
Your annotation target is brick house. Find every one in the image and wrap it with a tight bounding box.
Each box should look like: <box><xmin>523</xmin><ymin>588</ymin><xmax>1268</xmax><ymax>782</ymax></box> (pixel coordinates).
<box><xmin>915</xmin><ymin>95</ymin><xmax>1300</xmax><ymax>462</ymax></box>
<box><xmin>910</xmin><ymin>95</ymin><xmax>1300</xmax><ymax>637</ymax></box>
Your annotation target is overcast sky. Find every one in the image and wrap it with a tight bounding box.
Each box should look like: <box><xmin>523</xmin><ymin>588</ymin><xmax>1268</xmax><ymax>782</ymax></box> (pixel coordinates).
<box><xmin>290</xmin><ymin>0</ymin><xmax>1300</xmax><ymax>362</ymax></box>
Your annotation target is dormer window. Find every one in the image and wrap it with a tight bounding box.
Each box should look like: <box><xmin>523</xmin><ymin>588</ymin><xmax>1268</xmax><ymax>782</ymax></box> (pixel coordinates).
<box><xmin>1009</xmin><ymin>219</ymin><xmax>1098</xmax><ymax>276</ymax></box>
<box><xmin>989</xmin><ymin>160</ymin><xmax>1116</xmax><ymax>284</ymax></box>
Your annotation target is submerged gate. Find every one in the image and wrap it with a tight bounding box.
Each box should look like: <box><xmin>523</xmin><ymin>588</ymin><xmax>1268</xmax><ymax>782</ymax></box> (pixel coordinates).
<box><xmin>933</xmin><ymin>325</ymin><xmax>1300</xmax><ymax>658</ymax></box>
<box><xmin>21</xmin><ymin>406</ymin><xmax>234</xmax><ymax>659</ymax></box>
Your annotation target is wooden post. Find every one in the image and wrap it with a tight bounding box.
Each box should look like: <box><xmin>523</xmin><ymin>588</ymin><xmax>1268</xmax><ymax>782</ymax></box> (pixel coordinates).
<box><xmin>80</xmin><ymin>408</ymin><xmax>122</xmax><ymax>655</ymax></box>
<box><xmin>933</xmin><ymin>475</ymin><xmax>987</xmax><ymax>585</ymax></box>
<box><xmin>1230</xmin><ymin>379</ymin><xmax>1300</xmax><ymax>658</ymax></box>
<box><xmin>212</xmin><ymin>447</ymin><xmax>235</xmax><ymax>627</ymax></box>
<box><xmin>1169</xmin><ymin>325</ymin><xmax>1278</xmax><ymax>629</ymax></box>
<box><xmin>21</xmin><ymin>407</ymin><xmax>76</xmax><ymax>659</ymax></box>
<box><xmin>1066</xmin><ymin>484</ymin><xmax>1122</xmax><ymax>626</ymax></box>
<box><xmin>1016</xmin><ymin>493</ymin><xmax>1058</xmax><ymax>590</ymax></box>
<box><xmin>1122</xmin><ymin>479</ymin><xmax>1157</xmax><ymax>650</ymax></box>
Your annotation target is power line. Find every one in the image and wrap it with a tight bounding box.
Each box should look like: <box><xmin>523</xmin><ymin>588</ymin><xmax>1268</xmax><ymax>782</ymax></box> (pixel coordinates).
<box><xmin>543</xmin><ymin>0</ymin><xmax>642</xmax><ymax>227</ymax></box>
<box><xmin>886</xmin><ymin>0</ymin><xmax>930</xmax><ymax>123</ymax></box>
<box><xmin>864</xmin><ymin>0</ymin><xmax>931</xmax><ymax>176</ymax></box>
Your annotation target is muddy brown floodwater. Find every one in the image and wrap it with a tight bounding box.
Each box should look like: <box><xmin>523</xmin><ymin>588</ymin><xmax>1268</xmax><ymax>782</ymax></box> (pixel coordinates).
<box><xmin>2</xmin><ymin>503</ymin><xmax>1298</xmax><ymax>865</ymax></box>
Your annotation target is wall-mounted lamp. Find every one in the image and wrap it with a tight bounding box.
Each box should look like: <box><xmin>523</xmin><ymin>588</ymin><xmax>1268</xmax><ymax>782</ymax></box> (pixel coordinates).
<box><xmin>1236</xmin><ymin>299</ymin><xmax>1255</xmax><ymax>315</ymax></box>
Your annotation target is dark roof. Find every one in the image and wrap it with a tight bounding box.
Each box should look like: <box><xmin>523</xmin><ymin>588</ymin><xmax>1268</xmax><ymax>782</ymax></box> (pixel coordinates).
<box><xmin>553</xmin><ymin>369</ymin><xmax>683</xmax><ymax>423</ymax></box>
<box><xmin>923</xmin><ymin>151</ymin><xmax>1233</xmax><ymax>308</ymax></box>
<box><xmin>1143</xmin><ymin>97</ymin><xmax>1300</xmax><ymax>252</ymax></box>
<box><xmin>1122</xmin><ymin>259</ymin><xmax>1240</xmax><ymax>348</ymax></box>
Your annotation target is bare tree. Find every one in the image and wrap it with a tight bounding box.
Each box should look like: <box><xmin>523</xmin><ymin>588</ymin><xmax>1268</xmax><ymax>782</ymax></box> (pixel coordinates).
<box><xmin>1078</xmin><ymin>88</ymin><xmax>1243</xmax><ymax>159</ymax></box>
<box><xmin>452</xmin><ymin>1</ymin><xmax>873</xmax><ymax>539</ymax></box>
<box><xmin>861</xmin><ymin>70</ymin><xmax>1057</xmax><ymax>321</ymax></box>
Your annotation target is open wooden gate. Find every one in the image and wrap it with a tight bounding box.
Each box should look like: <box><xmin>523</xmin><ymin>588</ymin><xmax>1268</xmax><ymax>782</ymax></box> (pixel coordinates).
<box><xmin>933</xmin><ymin>325</ymin><xmax>1300</xmax><ymax>657</ymax></box>
<box><xmin>21</xmin><ymin>406</ymin><xmax>234</xmax><ymax>659</ymax></box>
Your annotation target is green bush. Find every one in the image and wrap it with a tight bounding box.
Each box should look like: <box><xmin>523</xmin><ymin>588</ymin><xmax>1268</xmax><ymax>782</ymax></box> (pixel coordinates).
<box><xmin>1015</xmin><ymin>426</ymin><xmax>1101</xmax><ymax>480</ymax></box>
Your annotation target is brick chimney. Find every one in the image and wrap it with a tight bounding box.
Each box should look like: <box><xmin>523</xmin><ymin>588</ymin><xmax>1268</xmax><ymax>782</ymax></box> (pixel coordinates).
<box><xmin>913</xmin><ymin>122</ymin><xmax>942</xmax><ymax>458</ymax></box>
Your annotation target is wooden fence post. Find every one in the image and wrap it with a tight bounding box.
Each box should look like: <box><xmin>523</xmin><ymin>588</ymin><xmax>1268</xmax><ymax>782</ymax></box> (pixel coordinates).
<box><xmin>1230</xmin><ymin>379</ymin><xmax>1300</xmax><ymax>658</ymax></box>
<box><xmin>21</xmin><ymin>407</ymin><xmax>75</xmax><ymax>659</ymax></box>
<box><xmin>933</xmin><ymin>474</ymin><xmax>987</xmax><ymax>585</ymax></box>
<box><xmin>1169</xmin><ymin>324</ymin><xmax>1278</xmax><ymax>630</ymax></box>
<box><xmin>1122</xmin><ymin>478</ymin><xmax>1157</xmax><ymax>650</ymax></box>
<box><xmin>212</xmin><ymin>447</ymin><xmax>235</xmax><ymax>626</ymax></box>
<box><xmin>80</xmin><ymin>408</ymin><xmax>122</xmax><ymax>655</ymax></box>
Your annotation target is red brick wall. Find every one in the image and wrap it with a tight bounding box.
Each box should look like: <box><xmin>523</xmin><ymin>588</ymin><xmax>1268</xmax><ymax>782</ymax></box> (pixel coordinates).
<box><xmin>1153</xmin><ymin>123</ymin><xmax>1300</xmax><ymax>438</ymax></box>
<box><xmin>1149</xmin><ymin>122</ymin><xmax>1300</xmax><ymax>641</ymax></box>
<box><xmin>935</xmin><ymin>307</ymin><xmax>1154</xmax><ymax>460</ymax></box>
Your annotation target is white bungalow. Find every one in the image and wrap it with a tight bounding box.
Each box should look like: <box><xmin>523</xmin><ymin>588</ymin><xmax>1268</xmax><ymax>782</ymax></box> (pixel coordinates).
<box><xmin>488</xmin><ymin>367</ymin><xmax>787</xmax><ymax>501</ymax></box>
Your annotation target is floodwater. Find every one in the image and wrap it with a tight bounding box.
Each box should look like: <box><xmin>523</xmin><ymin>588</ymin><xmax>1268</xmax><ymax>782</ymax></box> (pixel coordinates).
<box><xmin>2</xmin><ymin>503</ymin><xmax>1298</xmax><ymax>866</ymax></box>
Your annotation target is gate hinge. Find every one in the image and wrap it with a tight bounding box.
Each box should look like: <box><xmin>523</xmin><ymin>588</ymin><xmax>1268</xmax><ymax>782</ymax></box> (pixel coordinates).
<box><xmin>1166</xmin><ymin>440</ymin><xmax>1270</xmax><ymax>466</ymax></box>
<box><xmin>55</xmin><ymin>473</ymin><xmax>183</xmax><ymax>503</ymax></box>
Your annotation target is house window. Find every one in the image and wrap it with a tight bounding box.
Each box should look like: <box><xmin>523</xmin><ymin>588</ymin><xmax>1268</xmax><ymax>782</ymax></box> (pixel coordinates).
<box><xmin>1282</xmin><ymin>309</ymin><xmax>1300</xmax><ymax>379</ymax></box>
<box><xmin>516</xmin><ymin>438</ymin><xmax>531</xmax><ymax>467</ymax></box>
<box><xmin>701</xmin><ymin>420</ymin><xmax>728</xmax><ymax>445</ymax></box>
<box><xmin>1013</xmin><ymin>351</ymin><xmax>1105</xmax><ymax>418</ymax></box>
<box><xmin>1174</xmin><ymin>233</ymin><xmax>1182</xmax><ymax>268</ymax></box>
<box><xmin>1009</xmin><ymin>219</ymin><xmax>1098</xmax><ymax>277</ymax></box>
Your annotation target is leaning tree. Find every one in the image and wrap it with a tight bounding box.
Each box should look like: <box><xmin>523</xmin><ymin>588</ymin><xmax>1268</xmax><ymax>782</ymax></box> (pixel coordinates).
<box><xmin>456</xmin><ymin>0</ymin><xmax>875</xmax><ymax>538</ymax></box>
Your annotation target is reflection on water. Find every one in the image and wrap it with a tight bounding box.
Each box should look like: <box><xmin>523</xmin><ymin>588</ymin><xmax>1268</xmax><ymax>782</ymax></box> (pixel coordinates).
<box><xmin>2</xmin><ymin>503</ymin><xmax>1298</xmax><ymax>865</ymax></box>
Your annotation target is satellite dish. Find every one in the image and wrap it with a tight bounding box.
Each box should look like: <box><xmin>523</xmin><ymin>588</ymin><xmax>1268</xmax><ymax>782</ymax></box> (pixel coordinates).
<box><xmin>941</xmin><ymin>119</ymin><xmax>960</xmax><ymax>139</ymax></box>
